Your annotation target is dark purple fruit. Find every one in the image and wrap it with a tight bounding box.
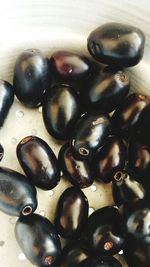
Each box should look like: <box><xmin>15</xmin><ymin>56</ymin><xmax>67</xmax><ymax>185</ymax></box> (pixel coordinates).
<box><xmin>120</xmin><ymin>199</ymin><xmax>150</xmax><ymax>243</ymax></box>
<box><xmin>13</xmin><ymin>49</ymin><xmax>49</xmax><ymax>107</ymax></box>
<box><xmin>94</xmin><ymin>136</ymin><xmax>126</xmax><ymax>183</ymax></box>
<box><xmin>0</xmin><ymin>167</ymin><xmax>37</xmax><ymax>216</ymax></box>
<box><xmin>137</xmin><ymin>105</ymin><xmax>150</xmax><ymax>144</ymax></box>
<box><xmin>55</xmin><ymin>186</ymin><xmax>89</xmax><ymax>239</ymax></box>
<box><xmin>124</xmin><ymin>235</ymin><xmax>150</xmax><ymax>267</ymax></box>
<box><xmin>112</xmin><ymin>171</ymin><xmax>146</xmax><ymax>207</ymax></box>
<box><xmin>128</xmin><ymin>135</ymin><xmax>150</xmax><ymax>177</ymax></box>
<box><xmin>0</xmin><ymin>144</ymin><xmax>4</xmax><ymax>161</ymax></box>
<box><xmin>71</xmin><ymin>113</ymin><xmax>111</xmax><ymax>159</ymax></box>
<box><xmin>83</xmin><ymin>206</ymin><xmax>124</xmax><ymax>256</ymax></box>
<box><xmin>58</xmin><ymin>143</ymin><xmax>94</xmax><ymax>188</ymax></box>
<box><xmin>0</xmin><ymin>80</ymin><xmax>14</xmax><ymax>127</ymax></box>
<box><xmin>49</xmin><ymin>51</ymin><xmax>95</xmax><ymax>81</ymax></box>
<box><xmin>111</xmin><ymin>93</ymin><xmax>149</xmax><ymax>138</ymax></box>
<box><xmin>78</xmin><ymin>256</ymin><xmax>122</xmax><ymax>267</ymax></box>
<box><xmin>42</xmin><ymin>84</ymin><xmax>81</xmax><ymax>140</ymax></box>
<box><xmin>81</xmin><ymin>69</ymin><xmax>130</xmax><ymax>113</ymax></box>
<box><xmin>17</xmin><ymin>136</ymin><xmax>60</xmax><ymax>190</ymax></box>
<box><xmin>87</xmin><ymin>22</ymin><xmax>145</xmax><ymax>67</ymax></box>
<box><xmin>15</xmin><ymin>213</ymin><xmax>61</xmax><ymax>267</ymax></box>
<box><xmin>58</xmin><ymin>242</ymin><xmax>88</xmax><ymax>267</ymax></box>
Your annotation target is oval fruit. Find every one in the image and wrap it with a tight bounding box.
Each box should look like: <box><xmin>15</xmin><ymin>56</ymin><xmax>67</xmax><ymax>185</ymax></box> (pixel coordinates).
<box><xmin>112</xmin><ymin>171</ymin><xmax>146</xmax><ymax>207</ymax></box>
<box><xmin>87</xmin><ymin>22</ymin><xmax>145</xmax><ymax>67</ymax></box>
<box><xmin>81</xmin><ymin>69</ymin><xmax>130</xmax><ymax>113</ymax></box>
<box><xmin>42</xmin><ymin>84</ymin><xmax>81</xmax><ymax>140</ymax></box>
<box><xmin>83</xmin><ymin>206</ymin><xmax>124</xmax><ymax>256</ymax></box>
<box><xmin>13</xmin><ymin>49</ymin><xmax>49</xmax><ymax>107</ymax></box>
<box><xmin>0</xmin><ymin>80</ymin><xmax>14</xmax><ymax>127</ymax></box>
<box><xmin>71</xmin><ymin>112</ymin><xmax>111</xmax><ymax>159</ymax></box>
<box><xmin>58</xmin><ymin>143</ymin><xmax>94</xmax><ymax>188</ymax></box>
<box><xmin>17</xmin><ymin>136</ymin><xmax>60</xmax><ymax>190</ymax></box>
<box><xmin>0</xmin><ymin>167</ymin><xmax>37</xmax><ymax>216</ymax></box>
<box><xmin>94</xmin><ymin>136</ymin><xmax>127</xmax><ymax>183</ymax></box>
<box><xmin>15</xmin><ymin>213</ymin><xmax>61</xmax><ymax>267</ymax></box>
<box><xmin>55</xmin><ymin>187</ymin><xmax>89</xmax><ymax>238</ymax></box>
<box><xmin>111</xmin><ymin>93</ymin><xmax>149</xmax><ymax>138</ymax></box>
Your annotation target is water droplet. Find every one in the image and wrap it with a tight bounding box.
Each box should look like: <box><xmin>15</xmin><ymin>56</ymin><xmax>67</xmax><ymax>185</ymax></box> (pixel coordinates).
<box><xmin>18</xmin><ymin>253</ymin><xmax>26</xmax><ymax>261</ymax></box>
<box><xmin>48</xmin><ymin>190</ymin><xmax>54</xmax><ymax>197</ymax></box>
<box><xmin>38</xmin><ymin>106</ymin><xmax>42</xmax><ymax>113</ymax></box>
<box><xmin>16</xmin><ymin>110</ymin><xmax>24</xmax><ymax>118</ymax></box>
<box><xmin>30</xmin><ymin>129</ymin><xmax>37</xmax><ymax>135</ymax></box>
<box><xmin>90</xmin><ymin>184</ymin><xmax>97</xmax><ymax>192</ymax></box>
<box><xmin>89</xmin><ymin>207</ymin><xmax>95</xmax><ymax>216</ymax></box>
<box><xmin>11</xmin><ymin>137</ymin><xmax>17</xmax><ymax>144</ymax></box>
<box><xmin>39</xmin><ymin>211</ymin><xmax>45</xmax><ymax>217</ymax></box>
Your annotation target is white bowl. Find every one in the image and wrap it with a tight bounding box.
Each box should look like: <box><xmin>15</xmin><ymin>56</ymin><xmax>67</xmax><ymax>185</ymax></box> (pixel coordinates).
<box><xmin>0</xmin><ymin>1</ymin><xmax>150</xmax><ymax>266</ymax></box>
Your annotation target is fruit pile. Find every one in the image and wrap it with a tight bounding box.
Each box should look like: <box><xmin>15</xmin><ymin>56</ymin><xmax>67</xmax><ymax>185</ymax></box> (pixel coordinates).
<box><xmin>0</xmin><ymin>22</ymin><xmax>149</xmax><ymax>267</ymax></box>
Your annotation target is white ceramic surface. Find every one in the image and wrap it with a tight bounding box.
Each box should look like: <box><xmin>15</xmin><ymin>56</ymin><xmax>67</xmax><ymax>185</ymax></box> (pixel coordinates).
<box><xmin>0</xmin><ymin>1</ymin><xmax>150</xmax><ymax>266</ymax></box>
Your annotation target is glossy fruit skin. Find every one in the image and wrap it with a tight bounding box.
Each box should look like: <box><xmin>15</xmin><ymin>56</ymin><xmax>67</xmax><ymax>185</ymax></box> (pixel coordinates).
<box><xmin>58</xmin><ymin>143</ymin><xmax>94</xmax><ymax>188</ymax></box>
<box><xmin>94</xmin><ymin>136</ymin><xmax>126</xmax><ymax>183</ymax></box>
<box><xmin>83</xmin><ymin>206</ymin><xmax>124</xmax><ymax>256</ymax></box>
<box><xmin>81</xmin><ymin>69</ymin><xmax>130</xmax><ymax>113</ymax></box>
<box><xmin>55</xmin><ymin>186</ymin><xmax>89</xmax><ymax>239</ymax></box>
<box><xmin>112</xmin><ymin>171</ymin><xmax>146</xmax><ymax>207</ymax></box>
<box><xmin>0</xmin><ymin>80</ymin><xmax>14</xmax><ymax>127</ymax></box>
<box><xmin>49</xmin><ymin>51</ymin><xmax>97</xmax><ymax>81</ymax></box>
<box><xmin>120</xmin><ymin>199</ymin><xmax>150</xmax><ymax>243</ymax></box>
<box><xmin>13</xmin><ymin>49</ymin><xmax>49</xmax><ymax>107</ymax></box>
<box><xmin>0</xmin><ymin>167</ymin><xmax>37</xmax><ymax>216</ymax></box>
<box><xmin>57</xmin><ymin>242</ymin><xmax>88</xmax><ymax>267</ymax></box>
<box><xmin>128</xmin><ymin>135</ymin><xmax>150</xmax><ymax>177</ymax></box>
<box><xmin>17</xmin><ymin>136</ymin><xmax>60</xmax><ymax>190</ymax></box>
<box><xmin>111</xmin><ymin>93</ymin><xmax>149</xmax><ymax>138</ymax></box>
<box><xmin>15</xmin><ymin>213</ymin><xmax>61</xmax><ymax>267</ymax></box>
<box><xmin>78</xmin><ymin>256</ymin><xmax>122</xmax><ymax>267</ymax></box>
<box><xmin>42</xmin><ymin>84</ymin><xmax>81</xmax><ymax>140</ymax></box>
<box><xmin>87</xmin><ymin>22</ymin><xmax>145</xmax><ymax>67</ymax></box>
<box><xmin>71</xmin><ymin>113</ymin><xmax>111</xmax><ymax>159</ymax></box>
<box><xmin>0</xmin><ymin>144</ymin><xmax>4</xmax><ymax>161</ymax></box>
<box><xmin>124</xmin><ymin>235</ymin><xmax>150</xmax><ymax>267</ymax></box>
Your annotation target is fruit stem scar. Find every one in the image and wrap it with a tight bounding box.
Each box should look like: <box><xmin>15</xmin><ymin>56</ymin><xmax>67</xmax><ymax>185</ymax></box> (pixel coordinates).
<box><xmin>22</xmin><ymin>206</ymin><xmax>33</xmax><ymax>216</ymax></box>
<box><xmin>104</xmin><ymin>241</ymin><xmax>113</xmax><ymax>251</ymax></box>
<box><xmin>44</xmin><ymin>255</ymin><xmax>55</xmax><ymax>265</ymax></box>
<box><xmin>79</xmin><ymin>147</ymin><xmax>89</xmax><ymax>156</ymax></box>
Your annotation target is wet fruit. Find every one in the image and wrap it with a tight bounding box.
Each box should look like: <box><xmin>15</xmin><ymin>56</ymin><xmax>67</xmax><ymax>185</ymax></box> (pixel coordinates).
<box><xmin>55</xmin><ymin>186</ymin><xmax>89</xmax><ymax>238</ymax></box>
<box><xmin>13</xmin><ymin>49</ymin><xmax>49</xmax><ymax>107</ymax></box>
<box><xmin>15</xmin><ymin>213</ymin><xmax>61</xmax><ymax>267</ymax></box>
<box><xmin>17</xmin><ymin>136</ymin><xmax>60</xmax><ymax>190</ymax></box>
<box><xmin>58</xmin><ymin>143</ymin><xmax>94</xmax><ymax>188</ymax></box>
<box><xmin>87</xmin><ymin>22</ymin><xmax>145</xmax><ymax>67</ymax></box>
<box><xmin>0</xmin><ymin>167</ymin><xmax>37</xmax><ymax>216</ymax></box>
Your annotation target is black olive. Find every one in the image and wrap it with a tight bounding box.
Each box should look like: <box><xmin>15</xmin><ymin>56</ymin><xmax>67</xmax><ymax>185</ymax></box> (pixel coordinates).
<box><xmin>111</xmin><ymin>93</ymin><xmax>149</xmax><ymax>138</ymax></box>
<box><xmin>15</xmin><ymin>213</ymin><xmax>61</xmax><ymax>267</ymax></box>
<box><xmin>71</xmin><ymin>112</ymin><xmax>111</xmax><ymax>159</ymax></box>
<box><xmin>93</xmin><ymin>136</ymin><xmax>127</xmax><ymax>183</ymax></box>
<box><xmin>137</xmin><ymin>104</ymin><xmax>150</xmax><ymax>145</ymax></box>
<box><xmin>0</xmin><ymin>80</ymin><xmax>14</xmax><ymax>127</ymax></box>
<box><xmin>0</xmin><ymin>144</ymin><xmax>4</xmax><ymax>161</ymax></box>
<box><xmin>112</xmin><ymin>171</ymin><xmax>146</xmax><ymax>207</ymax></box>
<box><xmin>42</xmin><ymin>84</ymin><xmax>81</xmax><ymax>140</ymax></box>
<box><xmin>83</xmin><ymin>206</ymin><xmax>124</xmax><ymax>256</ymax></box>
<box><xmin>81</xmin><ymin>68</ymin><xmax>130</xmax><ymax>113</ymax></box>
<box><xmin>87</xmin><ymin>22</ymin><xmax>145</xmax><ymax>67</ymax></box>
<box><xmin>0</xmin><ymin>167</ymin><xmax>37</xmax><ymax>216</ymax></box>
<box><xmin>120</xmin><ymin>199</ymin><xmax>150</xmax><ymax>243</ymax></box>
<box><xmin>54</xmin><ymin>186</ymin><xmax>89</xmax><ymax>239</ymax></box>
<box><xmin>13</xmin><ymin>49</ymin><xmax>49</xmax><ymax>107</ymax></box>
<box><xmin>58</xmin><ymin>143</ymin><xmax>94</xmax><ymax>188</ymax></box>
<box><xmin>16</xmin><ymin>136</ymin><xmax>60</xmax><ymax>190</ymax></box>
<box><xmin>124</xmin><ymin>235</ymin><xmax>150</xmax><ymax>267</ymax></box>
<box><xmin>78</xmin><ymin>256</ymin><xmax>122</xmax><ymax>267</ymax></box>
